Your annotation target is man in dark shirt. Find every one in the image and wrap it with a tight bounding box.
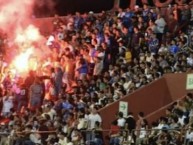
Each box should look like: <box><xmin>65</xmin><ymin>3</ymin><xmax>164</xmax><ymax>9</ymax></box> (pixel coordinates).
<box><xmin>125</xmin><ymin>112</ymin><xmax>136</xmax><ymax>133</ymax></box>
<box><xmin>131</xmin><ymin>27</ymin><xmax>143</xmax><ymax>58</ymax></box>
<box><xmin>54</xmin><ymin>67</ymin><xmax>63</xmax><ymax>98</ymax></box>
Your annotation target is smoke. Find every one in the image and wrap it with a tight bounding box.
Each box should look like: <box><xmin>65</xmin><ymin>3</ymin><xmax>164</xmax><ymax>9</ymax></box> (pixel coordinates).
<box><xmin>0</xmin><ymin>0</ymin><xmax>54</xmax><ymax>72</ymax></box>
<box><xmin>15</xmin><ymin>25</ymin><xmax>42</xmax><ymax>44</ymax></box>
<box><xmin>0</xmin><ymin>0</ymin><xmax>34</xmax><ymax>32</ymax></box>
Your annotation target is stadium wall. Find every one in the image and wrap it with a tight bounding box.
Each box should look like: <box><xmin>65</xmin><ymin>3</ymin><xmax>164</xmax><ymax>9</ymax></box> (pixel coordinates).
<box><xmin>99</xmin><ymin>73</ymin><xmax>190</xmax><ymax>144</ymax></box>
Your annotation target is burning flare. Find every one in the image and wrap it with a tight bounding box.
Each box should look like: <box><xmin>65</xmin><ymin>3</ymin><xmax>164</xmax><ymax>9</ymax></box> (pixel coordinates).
<box><xmin>13</xmin><ymin>48</ymin><xmax>33</xmax><ymax>72</ymax></box>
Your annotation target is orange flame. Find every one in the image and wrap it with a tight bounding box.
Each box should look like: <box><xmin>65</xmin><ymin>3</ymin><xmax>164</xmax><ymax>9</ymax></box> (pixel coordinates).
<box><xmin>13</xmin><ymin>48</ymin><xmax>33</xmax><ymax>72</ymax></box>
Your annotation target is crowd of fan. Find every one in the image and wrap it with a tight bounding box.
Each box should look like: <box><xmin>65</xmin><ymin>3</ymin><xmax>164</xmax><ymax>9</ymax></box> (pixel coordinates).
<box><xmin>0</xmin><ymin>3</ymin><xmax>192</xmax><ymax>145</ymax></box>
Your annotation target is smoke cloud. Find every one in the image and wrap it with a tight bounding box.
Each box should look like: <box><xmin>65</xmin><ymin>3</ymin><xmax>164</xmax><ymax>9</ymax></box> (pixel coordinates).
<box><xmin>0</xmin><ymin>0</ymin><xmax>34</xmax><ymax>32</ymax></box>
<box><xmin>0</xmin><ymin>0</ymin><xmax>54</xmax><ymax>71</ymax></box>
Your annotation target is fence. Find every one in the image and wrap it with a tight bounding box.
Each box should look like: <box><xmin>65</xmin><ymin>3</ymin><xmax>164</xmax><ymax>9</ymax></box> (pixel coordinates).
<box><xmin>0</xmin><ymin>127</ymin><xmax>192</xmax><ymax>145</ymax></box>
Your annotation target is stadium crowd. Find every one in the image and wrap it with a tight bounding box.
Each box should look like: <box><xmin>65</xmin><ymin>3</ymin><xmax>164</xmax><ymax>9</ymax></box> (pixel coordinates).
<box><xmin>0</xmin><ymin>3</ymin><xmax>192</xmax><ymax>145</ymax></box>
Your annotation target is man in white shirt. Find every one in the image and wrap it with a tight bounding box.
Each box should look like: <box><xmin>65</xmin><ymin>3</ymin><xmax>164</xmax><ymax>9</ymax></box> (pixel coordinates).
<box><xmin>87</xmin><ymin>106</ymin><xmax>102</xmax><ymax>142</ymax></box>
<box><xmin>57</xmin><ymin>132</ymin><xmax>68</xmax><ymax>145</ymax></box>
<box><xmin>88</xmin><ymin>106</ymin><xmax>102</xmax><ymax>129</ymax></box>
<box><xmin>155</xmin><ymin>14</ymin><xmax>166</xmax><ymax>43</ymax></box>
<box><xmin>155</xmin><ymin>14</ymin><xmax>166</xmax><ymax>34</ymax></box>
<box><xmin>2</xmin><ymin>91</ymin><xmax>14</xmax><ymax>117</ymax></box>
<box><xmin>117</xmin><ymin>112</ymin><xmax>126</xmax><ymax>128</ymax></box>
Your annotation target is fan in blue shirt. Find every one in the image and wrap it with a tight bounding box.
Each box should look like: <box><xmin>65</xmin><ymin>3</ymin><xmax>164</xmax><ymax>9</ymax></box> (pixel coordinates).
<box><xmin>148</xmin><ymin>34</ymin><xmax>159</xmax><ymax>54</ymax></box>
<box><xmin>169</xmin><ymin>40</ymin><xmax>179</xmax><ymax>54</ymax></box>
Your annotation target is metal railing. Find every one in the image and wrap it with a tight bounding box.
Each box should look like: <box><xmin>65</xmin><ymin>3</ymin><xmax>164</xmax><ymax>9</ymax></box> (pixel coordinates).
<box><xmin>0</xmin><ymin>127</ymin><xmax>191</xmax><ymax>145</ymax></box>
